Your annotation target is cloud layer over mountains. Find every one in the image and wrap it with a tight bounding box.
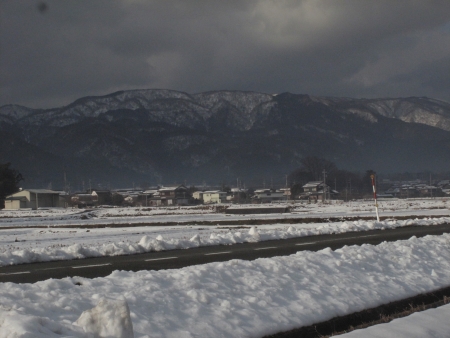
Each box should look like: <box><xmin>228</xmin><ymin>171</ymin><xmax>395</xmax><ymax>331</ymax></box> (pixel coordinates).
<box><xmin>1</xmin><ymin>1</ymin><xmax>450</xmax><ymax>109</ymax></box>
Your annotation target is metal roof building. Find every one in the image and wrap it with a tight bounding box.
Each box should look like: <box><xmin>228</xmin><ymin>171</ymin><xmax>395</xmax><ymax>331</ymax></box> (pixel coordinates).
<box><xmin>4</xmin><ymin>189</ymin><xmax>62</xmax><ymax>210</ymax></box>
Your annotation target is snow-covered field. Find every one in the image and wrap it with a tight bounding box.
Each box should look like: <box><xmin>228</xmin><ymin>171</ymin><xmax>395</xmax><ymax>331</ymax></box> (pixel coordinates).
<box><xmin>1</xmin><ymin>198</ymin><xmax>449</xmax><ymax>228</ymax></box>
<box><xmin>1</xmin><ymin>216</ymin><xmax>450</xmax><ymax>267</ymax></box>
<box><xmin>0</xmin><ymin>199</ymin><xmax>450</xmax><ymax>266</ymax></box>
<box><xmin>1</xmin><ymin>198</ymin><xmax>450</xmax><ymax>337</ymax></box>
<box><xmin>0</xmin><ymin>199</ymin><xmax>448</xmax><ymax>267</ymax></box>
<box><xmin>1</xmin><ymin>234</ymin><xmax>450</xmax><ymax>337</ymax></box>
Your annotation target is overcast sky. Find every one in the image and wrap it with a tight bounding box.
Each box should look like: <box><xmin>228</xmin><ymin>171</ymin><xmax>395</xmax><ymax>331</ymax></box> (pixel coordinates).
<box><xmin>1</xmin><ymin>0</ymin><xmax>450</xmax><ymax>109</ymax></box>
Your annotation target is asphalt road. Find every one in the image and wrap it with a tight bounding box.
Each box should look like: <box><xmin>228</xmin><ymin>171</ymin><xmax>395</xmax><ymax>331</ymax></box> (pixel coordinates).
<box><xmin>1</xmin><ymin>223</ymin><xmax>449</xmax><ymax>284</ymax></box>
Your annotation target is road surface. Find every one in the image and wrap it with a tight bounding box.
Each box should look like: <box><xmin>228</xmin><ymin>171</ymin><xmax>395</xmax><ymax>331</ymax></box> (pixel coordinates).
<box><xmin>1</xmin><ymin>223</ymin><xmax>449</xmax><ymax>283</ymax></box>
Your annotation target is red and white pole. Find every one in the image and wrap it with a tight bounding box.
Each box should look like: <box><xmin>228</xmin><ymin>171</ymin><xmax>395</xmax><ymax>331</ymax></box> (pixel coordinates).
<box><xmin>370</xmin><ymin>174</ymin><xmax>380</xmax><ymax>222</ymax></box>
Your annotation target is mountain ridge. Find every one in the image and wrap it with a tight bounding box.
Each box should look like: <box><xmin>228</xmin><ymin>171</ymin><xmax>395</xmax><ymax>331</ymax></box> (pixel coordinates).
<box><xmin>2</xmin><ymin>90</ymin><xmax>450</xmax><ymax>131</ymax></box>
<box><xmin>1</xmin><ymin>90</ymin><xmax>449</xmax><ymax>189</ymax></box>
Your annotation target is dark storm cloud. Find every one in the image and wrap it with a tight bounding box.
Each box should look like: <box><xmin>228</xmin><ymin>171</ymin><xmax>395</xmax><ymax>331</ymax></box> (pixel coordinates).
<box><xmin>1</xmin><ymin>0</ymin><xmax>450</xmax><ymax>108</ymax></box>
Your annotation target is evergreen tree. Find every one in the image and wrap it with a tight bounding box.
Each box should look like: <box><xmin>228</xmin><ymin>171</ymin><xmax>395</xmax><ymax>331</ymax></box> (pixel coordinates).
<box><xmin>0</xmin><ymin>163</ymin><xmax>24</xmax><ymax>208</ymax></box>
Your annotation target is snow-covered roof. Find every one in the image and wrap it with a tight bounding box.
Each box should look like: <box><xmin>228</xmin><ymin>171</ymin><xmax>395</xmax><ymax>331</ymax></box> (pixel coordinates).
<box><xmin>141</xmin><ymin>190</ymin><xmax>158</xmax><ymax>194</ymax></box>
<box><xmin>231</xmin><ymin>188</ymin><xmax>247</xmax><ymax>192</ymax></box>
<box><xmin>302</xmin><ymin>181</ymin><xmax>324</xmax><ymax>188</ymax></box>
<box><xmin>4</xmin><ymin>196</ymin><xmax>27</xmax><ymax>201</ymax></box>
<box><xmin>9</xmin><ymin>189</ymin><xmax>60</xmax><ymax>196</ymax></box>
<box><xmin>158</xmin><ymin>186</ymin><xmax>187</xmax><ymax>192</ymax></box>
<box><xmin>254</xmin><ymin>189</ymin><xmax>271</xmax><ymax>193</ymax></box>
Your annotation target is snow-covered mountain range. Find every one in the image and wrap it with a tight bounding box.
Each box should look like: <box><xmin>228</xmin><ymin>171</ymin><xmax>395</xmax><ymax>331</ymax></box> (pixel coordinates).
<box><xmin>1</xmin><ymin>90</ymin><xmax>449</xmax><ymax>188</ymax></box>
<box><xmin>2</xmin><ymin>90</ymin><xmax>450</xmax><ymax>131</ymax></box>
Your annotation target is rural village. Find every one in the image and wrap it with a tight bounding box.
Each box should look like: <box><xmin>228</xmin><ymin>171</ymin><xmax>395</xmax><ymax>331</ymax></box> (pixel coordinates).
<box><xmin>3</xmin><ymin>178</ymin><xmax>450</xmax><ymax>210</ymax></box>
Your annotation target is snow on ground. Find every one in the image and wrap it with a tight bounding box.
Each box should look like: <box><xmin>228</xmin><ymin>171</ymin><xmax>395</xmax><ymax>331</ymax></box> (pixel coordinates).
<box><xmin>337</xmin><ymin>303</ymin><xmax>450</xmax><ymax>337</ymax></box>
<box><xmin>1</xmin><ymin>216</ymin><xmax>450</xmax><ymax>267</ymax></box>
<box><xmin>0</xmin><ymin>198</ymin><xmax>448</xmax><ymax>267</ymax></box>
<box><xmin>1</xmin><ymin>234</ymin><xmax>450</xmax><ymax>337</ymax></box>
<box><xmin>0</xmin><ymin>198</ymin><xmax>448</xmax><ymax>228</ymax></box>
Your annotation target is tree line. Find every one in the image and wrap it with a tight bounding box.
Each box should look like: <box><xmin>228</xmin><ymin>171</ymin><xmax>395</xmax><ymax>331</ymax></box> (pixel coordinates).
<box><xmin>288</xmin><ymin>156</ymin><xmax>376</xmax><ymax>199</ymax></box>
<box><xmin>0</xmin><ymin>163</ymin><xmax>24</xmax><ymax>209</ymax></box>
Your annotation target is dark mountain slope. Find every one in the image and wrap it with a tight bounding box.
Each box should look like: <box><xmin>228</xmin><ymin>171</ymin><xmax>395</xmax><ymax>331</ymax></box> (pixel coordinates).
<box><xmin>1</xmin><ymin>90</ymin><xmax>449</xmax><ymax>189</ymax></box>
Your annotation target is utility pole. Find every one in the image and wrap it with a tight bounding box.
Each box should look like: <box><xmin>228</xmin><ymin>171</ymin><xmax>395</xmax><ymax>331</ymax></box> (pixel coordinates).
<box><xmin>430</xmin><ymin>173</ymin><xmax>433</xmax><ymax>198</ymax></box>
<box><xmin>349</xmin><ymin>178</ymin><xmax>352</xmax><ymax>200</ymax></box>
<box><xmin>285</xmin><ymin>174</ymin><xmax>289</xmax><ymax>202</ymax></box>
<box><xmin>345</xmin><ymin>179</ymin><xmax>348</xmax><ymax>202</ymax></box>
<box><xmin>322</xmin><ymin>169</ymin><xmax>327</xmax><ymax>203</ymax></box>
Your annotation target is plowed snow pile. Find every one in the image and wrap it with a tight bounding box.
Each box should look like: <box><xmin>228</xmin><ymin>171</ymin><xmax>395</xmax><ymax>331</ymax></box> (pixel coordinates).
<box><xmin>1</xmin><ymin>234</ymin><xmax>450</xmax><ymax>337</ymax></box>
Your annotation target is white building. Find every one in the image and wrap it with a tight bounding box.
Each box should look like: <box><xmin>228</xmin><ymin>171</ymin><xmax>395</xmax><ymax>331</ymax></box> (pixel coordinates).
<box><xmin>192</xmin><ymin>191</ymin><xmax>204</xmax><ymax>201</ymax></box>
<box><xmin>202</xmin><ymin>191</ymin><xmax>227</xmax><ymax>204</ymax></box>
<box><xmin>4</xmin><ymin>189</ymin><xmax>62</xmax><ymax>210</ymax></box>
<box><xmin>252</xmin><ymin>189</ymin><xmax>285</xmax><ymax>203</ymax></box>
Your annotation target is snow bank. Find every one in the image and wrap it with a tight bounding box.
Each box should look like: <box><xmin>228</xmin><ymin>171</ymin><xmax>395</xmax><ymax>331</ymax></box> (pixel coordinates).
<box><xmin>75</xmin><ymin>298</ymin><xmax>134</xmax><ymax>338</ymax></box>
<box><xmin>1</xmin><ymin>217</ymin><xmax>449</xmax><ymax>267</ymax></box>
<box><xmin>1</xmin><ymin>234</ymin><xmax>450</xmax><ymax>337</ymax></box>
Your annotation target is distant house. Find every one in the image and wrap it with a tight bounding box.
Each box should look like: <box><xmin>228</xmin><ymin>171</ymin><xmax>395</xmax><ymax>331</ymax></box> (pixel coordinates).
<box><xmin>137</xmin><ymin>190</ymin><xmax>158</xmax><ymax>206</ymax></box>
<box><xmin>71</xmin><ymin>191</ymin><xmax>99</xmax><ymax>208</ymax></box>
<box><xmin>202</xmin><ymin>191</ymin><xmax>227</xmax><ymax>204</ymax></box>
<box><xmin>227</xmin><ymin>188</ymin><xmax>247</xmax><ymax>203</ymax></box>
<box><xmin>441</xmin><ymin>184</ymin><xmax>450</xmax><ymax>195</ymax></box>
<box><xmin>302</xmin><ymin>181</ymin><xmax>327</xmax><ymax>193</ymax></box>
<box><xmin>4</xmin><ymin>189</ymin><xmax>62</xmax><ymax>210</ymax></box>
<box><xmin>87</xmin><ymin>190</ymin><xmax>112</xmax><ymax>205</ymax></box>
<box><xmin>192</xmin><ymin>191</ymin><xmax>204</xmax><ymax>201</ymax></box>
<box><xmin>252</xmin><ymin>189</ymin><xmax>285</xmax><ymax>203</ymax></box>
<box><xmin>399</xmin><ymin>185</ymin><xmax>419</xmax><ymax>198</ymax></box>
<box><xmin>152</xmin><ymin>185</ymin><xmax>191</xmax><ymax>206</ymax></box>
<box><xmin>300</xmin><ymin>181</ymin><xmax>337</xmax><ymax>201</ymax></box>
<box><xmin>417</xmin><ymin>185</ymin><xmax>439</xmax><ymax>197</ymax></box>
<box><xmin>279</xmin><ymin>188</ymin><xmax>291</xmax><ymax>200</ymax></box>
<box><xmin>385</xmin><ymin>187</ymin><xmax>400</xmax><ymax>197</ymax></box>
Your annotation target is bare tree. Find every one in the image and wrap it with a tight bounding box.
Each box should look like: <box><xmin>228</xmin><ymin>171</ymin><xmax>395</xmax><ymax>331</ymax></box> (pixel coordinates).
<box><xmin>300</xmin><ymin>156</ymin><xmax>337</xmax><ymax>181</ymax></box>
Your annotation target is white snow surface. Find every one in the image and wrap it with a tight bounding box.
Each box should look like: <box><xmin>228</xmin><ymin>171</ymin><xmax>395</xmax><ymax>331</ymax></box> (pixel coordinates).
<box><xmin>1</xmin><ymin>198</ymin><xmax>449</xmax><ymax>228</ymax></box>
<box><xmin>1</xmin><ymin>234</ymin><xmax>450</xmax><ymax>337</ymax></box>
<box><xmin>337</xmin><ymin>303</ymin><xmax>450</xmax><ymax>337</ymax></box>
<box><xmin>0</xmin><ymin>199</ymin><xmax>449</xmax><ymax>267</ymax></box>
<box><xmin>75</xmin><ymin>298</ymin><xmax>134</xmax><ymax>338</ymax></box>
<box><xmin>0</xmin><ymin>216</ymin><xmax>449</xmax><ymax>267</ymax></box>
